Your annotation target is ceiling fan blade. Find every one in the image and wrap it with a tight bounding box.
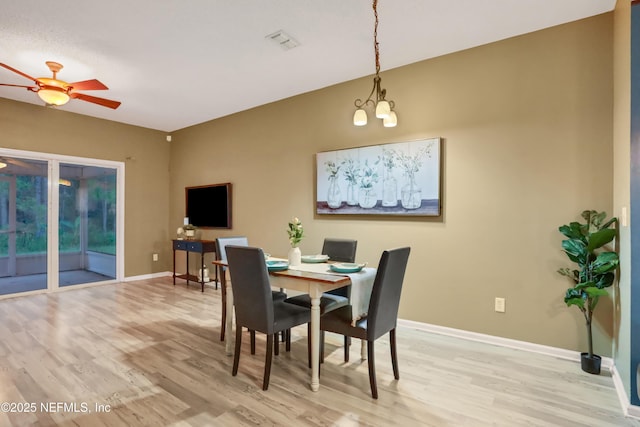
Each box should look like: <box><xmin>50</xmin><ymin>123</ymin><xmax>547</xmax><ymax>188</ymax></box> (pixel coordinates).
<box><xmin>0</xmin><ymin>83</ymin><xmax>37</xmax><ymax>90</ymax></box>
<box><xmin>69</xmin><ymin>79</ymin><xmax>108</xmax><ymax>91</ymax></box>
<box><xmin>0</xmin><ymin>157</ymin><xmax>38</xmax><ymax>170</ymax></box>
<box><xmin>69</xmin><ymin>92</ymin><xmax>121</xmax><ymax>109</ymax></box>
<box><xmin>6</xmin><ymin>158</ymin><xmax>36</xmax><ymax>169</ymax></box>
<box><xmin>0</xmin><ymin>63</ymin><xmax>38</xmax><ymax>83</ymax></box>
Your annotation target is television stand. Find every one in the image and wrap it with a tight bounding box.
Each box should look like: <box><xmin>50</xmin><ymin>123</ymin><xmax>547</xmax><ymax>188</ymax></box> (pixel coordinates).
<box><xmin>172</xmin><ymin>239</ymin><xmax>217</xmax><ymax>292</ymax></box>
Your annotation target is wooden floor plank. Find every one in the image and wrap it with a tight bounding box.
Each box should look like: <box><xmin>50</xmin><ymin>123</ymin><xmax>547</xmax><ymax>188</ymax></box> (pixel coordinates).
<box><xmin>0</xmin><ymin>277</ymin><xmax>637</xmax><ymax>426</ymax></box>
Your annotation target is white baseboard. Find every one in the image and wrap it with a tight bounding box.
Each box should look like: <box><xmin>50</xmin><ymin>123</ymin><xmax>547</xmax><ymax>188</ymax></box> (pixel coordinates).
<box><xmin>123</xmin><ymin>272</ymin><xmax>222</xmax><ymax>290</ymax></box>
<box><xmin>123</xmin><ymin>271</ymin><xmax>172</xmax><ymax>281</ymax></box>
<box><xmin>397</xmin><ymin>318</ymin><xmax>640</xmax><ymax>420</ymax></box>
<box><xmin>629</xmin><ymin>404</ymin><xmax>640</xmax><ymax>419</ymax></box>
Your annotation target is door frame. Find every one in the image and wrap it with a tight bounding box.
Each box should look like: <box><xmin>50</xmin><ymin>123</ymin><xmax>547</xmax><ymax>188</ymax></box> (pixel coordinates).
<box><xmin>0</xmin><ymin>148</ymin><xmax>125</xmax><ymax>291</ymax></box>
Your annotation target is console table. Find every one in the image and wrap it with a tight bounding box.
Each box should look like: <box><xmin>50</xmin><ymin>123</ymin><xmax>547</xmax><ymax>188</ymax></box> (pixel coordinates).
<box><xmin>172</xmin><ymin>239</ymin><xmax>217</xmax><ymax>292</ymax></box>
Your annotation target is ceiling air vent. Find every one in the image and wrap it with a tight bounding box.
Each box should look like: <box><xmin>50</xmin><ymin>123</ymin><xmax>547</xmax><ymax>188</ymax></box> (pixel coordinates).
<box><xmin>265</xmin><ymin>30</ymin><xmax>299</xmax><ymax>50</ymax></box>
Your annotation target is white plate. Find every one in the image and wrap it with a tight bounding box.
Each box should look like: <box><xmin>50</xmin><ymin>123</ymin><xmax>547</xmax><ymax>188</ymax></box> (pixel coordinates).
<box><xmin>266</xmin><ymin>260</ymin><xmax>289</xmax><ymax>271</ymax></box>
<box><xmin>329</xmin><ymin>262</ymin><xmax>366</xmax><ymax>273</ymax></box>
<box><xmin>301</xmin><ymin>254</ymin><xmax>330</xmax><ymax>263</ymax></box>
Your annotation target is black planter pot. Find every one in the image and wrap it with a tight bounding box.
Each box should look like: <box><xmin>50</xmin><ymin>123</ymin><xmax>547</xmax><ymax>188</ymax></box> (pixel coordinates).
<box><xmin>580</xmin><ymin>352</ymin><xmax>602</xmax><ymax>375</ymax></box>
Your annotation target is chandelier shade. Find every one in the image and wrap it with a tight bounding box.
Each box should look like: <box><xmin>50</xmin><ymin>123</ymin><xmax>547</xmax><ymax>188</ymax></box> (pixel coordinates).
<box><xmin>353</xmin><ymin>109</ymin><xmax>368</xmax><ymax>126</ymax></box>
<box><xmin>383</xmin><ymin>111</ymin><xmax>397</xmax><ymax>127</ymax></box>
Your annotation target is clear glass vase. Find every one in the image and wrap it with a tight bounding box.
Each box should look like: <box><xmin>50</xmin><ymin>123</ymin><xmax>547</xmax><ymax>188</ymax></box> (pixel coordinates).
<box><xmin>382</xmin><ymin>175</ymin><xmax>398</xmax><ymax>207</ymax></box>
<box><xmin>401</xmin><ymin>176</ymin><xmax>422</xmax><ymax>209</ymax></box>
<box><xmin>346</xmin><ymin>182</ymin><xmax>358</xmax><ymax>206</ymax></box>
<box><xmin>358</xmin><ymin>187</ymin><xmax>377</xmax><ymax>209</ymax></box>
<box><xmin>326</xmin><ymin>176</ymin><xmax>342</xmax><ymax>209</ymax></box>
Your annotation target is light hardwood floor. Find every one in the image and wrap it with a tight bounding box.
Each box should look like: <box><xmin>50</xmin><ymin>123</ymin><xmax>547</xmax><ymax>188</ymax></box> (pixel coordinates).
<box><xmin>0</xmin><ymin>277</ymin><xmax>637</xmax><ymax>427</ymax></box>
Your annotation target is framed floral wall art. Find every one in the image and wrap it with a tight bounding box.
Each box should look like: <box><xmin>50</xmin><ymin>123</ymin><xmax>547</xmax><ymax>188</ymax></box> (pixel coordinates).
<box><xmin>316</xmin><ymin>138</ymin><xmax>442</xmax><ymax>216</ymax></box>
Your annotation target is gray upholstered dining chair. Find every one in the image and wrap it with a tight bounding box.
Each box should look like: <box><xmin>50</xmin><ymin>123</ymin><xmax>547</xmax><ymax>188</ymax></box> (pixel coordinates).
<box><xmin>215</xmin><ymin>236</ymin><xmax>287</xmax><ymax>342</ymax></box>
<box><xmin>284</xmin><ymin>238</ymin><xmax>357</xmax><ymax>365</ymax></box>
<box><xmin>225</xmin><ymin>245</ymin><xmax>311</xmax><ymax>390</ymax></box>
<box><xmin>319</xmin><ymin>246</ymin><xmax>410</xmax><ymax>399</ymax></box>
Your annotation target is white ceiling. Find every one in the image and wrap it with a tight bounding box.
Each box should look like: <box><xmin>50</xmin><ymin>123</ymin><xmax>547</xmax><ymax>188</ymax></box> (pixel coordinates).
<box><xmin>0</xmin><ymin>0</ymin><xmax>615</xmax><ymax>132</ymax></box>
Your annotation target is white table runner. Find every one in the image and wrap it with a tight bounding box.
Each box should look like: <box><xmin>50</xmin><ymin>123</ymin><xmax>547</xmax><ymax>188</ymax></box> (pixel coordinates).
<box><xmin>288</xmin><ymin>262</ymin><xmax>377</xmax><ymax>324</ymax></box>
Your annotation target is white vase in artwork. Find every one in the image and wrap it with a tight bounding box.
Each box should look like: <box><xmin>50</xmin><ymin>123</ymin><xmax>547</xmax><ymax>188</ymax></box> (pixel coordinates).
<box><xmin>288</xmin><ymin>246</ymin><xmax>301</xmax><ymax>266</ymax></box>
<box><xmin>382</xmin><ymin>175</ymin><xmax>398</xmax><ymax>207</ymax></box>
<box><xmin>326</xmin><ymin>176</ymin><xmax>342</xmax><ymax>209</ymax></box>
<box><xmin>401</xmin><ymin>176</ymin><xmax>422</xmax><ymax>209</ymax></box>
<box><xmin>358</xmin><ymin>187</ymin><xmax>377</xmax><ymax>209</ymax></box>
<box><xmin>346</xmin><ymin>182</ymin><xmax>358</xmax><ymax>206</ymax></box>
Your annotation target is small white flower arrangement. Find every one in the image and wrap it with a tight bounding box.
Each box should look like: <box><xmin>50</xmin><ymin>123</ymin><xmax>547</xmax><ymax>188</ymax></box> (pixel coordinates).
<box><xmin>287</xmin><ymin>217</ymin><xmax>304</xmax><ymax>247</ymax></box>
<box><xmin>325</xmin><ymin>160</ymin><xmax>341</xmax><ymax>179</ymax></box>
<box><xmin>396</xmin><ymin>145</ymin><xmax>431</xmax><ymax>181</ymax></box>
<box><xmin>341</xmin><ymin>157</ymin><xmax>360</xmax><ymax>185</ymax></box>
<box><xmin>359</xmin><ymin>159</ymin><xmax>379</xmax><ymax>189</ymax></box>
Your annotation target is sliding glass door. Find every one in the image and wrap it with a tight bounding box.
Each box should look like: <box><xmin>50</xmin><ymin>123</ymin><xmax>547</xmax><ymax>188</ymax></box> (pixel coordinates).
<box><xmin>0</xmin><ymin>150</ymin><xmax>123</xmax><ymax>297</ymax></box>
<box><xmin>0</xmin><ymin>157</ymin><xmax>48</xmax><ymax>295</ymax></box>
<box><xmin>58</xmin><ymin>164</ymin><xmax>117</xmax><ymax>287</ymax></box>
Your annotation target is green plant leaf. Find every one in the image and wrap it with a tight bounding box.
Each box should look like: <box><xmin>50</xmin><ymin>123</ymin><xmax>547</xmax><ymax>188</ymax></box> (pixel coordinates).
<box><xmin>565</xmin><ymin>297</ymin><xmax>586</xmax><ymax>309</ymax></box>
<box><xmin>593</xmin><ymin>272</ymin><xmax>615</xmax><ymax>289</ymax></box>
<box><xmin>558</xmin><ymin>222</ymin><xmax>587</xmax><ymax>241</ymax></box>
<box><xmin>587</xmin><ymin>228</ymin><xmax>616</xmax><ymax>252</ymax></box>
<box><xmin>557</xmin><ymin>268</ymin><xmax>580</xmax><ymax>283</ymax></box>
<box><xmin>584</xmin><ymin>287</ymin><xmax>608</xmax><ymax>297</ymax></box>
<box><xmin>561</xmin><ymin>239</ymin><xmax>587</xmax><ymax>265</ymax></box>
<box><xmin>591</xmin><ymin>251</ymin><xmax>619</xmax><ymax>274</ymax></box>
<box><xmin>601</xmin><ymin>217</ymin><xmax>618</xmax><ymax>230</ymax></box>
<box><xmin>574</xmin><ymin>281</ymin><xmax>595</xmax><ymax>290</ymax></box>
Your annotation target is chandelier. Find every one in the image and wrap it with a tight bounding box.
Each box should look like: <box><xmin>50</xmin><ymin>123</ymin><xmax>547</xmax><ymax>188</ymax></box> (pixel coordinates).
<box><xmin>353</xmin><ymin>0</ymin><xmax>397</xmax><ymax>128</ymax></box>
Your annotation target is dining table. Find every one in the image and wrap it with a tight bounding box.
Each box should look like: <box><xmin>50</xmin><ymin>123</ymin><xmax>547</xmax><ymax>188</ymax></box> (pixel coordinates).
<box><xmin>212</xmin><ymin>256</ymin><xmax>377</xmax><ymax>392</ymax></box>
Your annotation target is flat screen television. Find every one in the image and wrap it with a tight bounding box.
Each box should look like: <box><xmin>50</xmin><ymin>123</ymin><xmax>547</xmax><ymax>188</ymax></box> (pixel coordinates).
<box><xmin>185</xmin><ymin>183</ymin><xmax>232</xmax><ymax>229</ymax></box>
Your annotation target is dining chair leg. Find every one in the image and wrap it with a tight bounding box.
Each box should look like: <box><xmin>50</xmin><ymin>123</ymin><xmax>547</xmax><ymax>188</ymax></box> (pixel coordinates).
<box><xmin>250</xmin><ymin>330</ymin><xmax>256</xmax><ymax>354</ymax></box>
<box><xmin>232</xmin><ymin>326</ymin><xmax>243</xmax><ymax>376</ymax></box>
<box><xmin>390</xmin><ymin>328</ymin><xmax>399</xmax><ymax>380</ymax></box>
<box><xmin>344</xmin><ymin>335</ymin><xmax>349</xmax><ymax>362</ymax></box>
<box><xmin>367</xmin><ymin>339</ymin><xmax>378</xmax><ymax>399</ymax></box>
<box><xmin>220</xmin><ymin>288</ymin><xmax>226</xmax><ymax>342</ymax></box>
<box><xmin>285</xmin><ymin>329</ymin><xmax>291</xmax><ymax>352</ymax></box>
<box><xmin>274</xmin><ymin>334</ymin><xmax>280</xmax><ymax>356</ymax></box>
<box><xmin>220</xmin><ymin>270</ymin><xmax>226</xmax><ymax>341</ymax></box>
<box><xmin>320</xmin><ymin>331</ymin><xmax>325</xmax><ymax>364</ymax></box>
<box><xmin>263</xmin><ymin>334</ymin><xmax>273</xmax><ymax>390</ymax></box>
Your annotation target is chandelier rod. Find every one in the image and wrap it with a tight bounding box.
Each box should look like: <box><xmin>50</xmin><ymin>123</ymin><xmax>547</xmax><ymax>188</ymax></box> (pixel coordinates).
<box><xmin>373</xmin><ymin>0</ymin><xmax>380</xmax><ymax>76</ymax></box>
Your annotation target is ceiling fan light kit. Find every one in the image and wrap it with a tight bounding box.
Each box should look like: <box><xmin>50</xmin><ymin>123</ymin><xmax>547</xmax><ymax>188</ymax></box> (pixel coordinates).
<box><xmin>38</xmin><ymin>88</ymin><xmax>70</xmax><ymax>106</ymax></box>
<box><xmin>0</xmin><ymin>61</ymin><xmax>121</xmax><ymax>109</ymax></box>
<box><xmin>353</xmin><ymin>0</ymin><xmax>397</xmax><ymax>128</ymax></box>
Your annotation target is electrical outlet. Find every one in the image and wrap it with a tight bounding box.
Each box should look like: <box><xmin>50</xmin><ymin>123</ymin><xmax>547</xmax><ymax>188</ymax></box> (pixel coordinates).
<box><xmin>152</xmin><ymin>253</ymin><xmax>158</xmax><ymax>262</ymax></box>
<box><xmin>494</xmin><ymin>297</ymin><xmax>506</xmax><ymax>313</ymax></box>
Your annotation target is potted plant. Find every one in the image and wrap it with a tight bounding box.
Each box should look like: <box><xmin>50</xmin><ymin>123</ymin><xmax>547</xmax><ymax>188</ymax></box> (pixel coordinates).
<box><xmin>557</xmin><ymin>210</ymin><xmax>619</xmax><ymax>374</ymax></box>
<box><xmin>287</xmin><ymin>217</ymin><xmax>304</xmax><ymax>266</ymax></box>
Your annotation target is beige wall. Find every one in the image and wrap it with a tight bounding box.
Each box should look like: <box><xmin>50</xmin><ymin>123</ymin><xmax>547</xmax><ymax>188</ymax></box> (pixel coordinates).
<box><xmin>0</xmin><ymin>98</ymin><xmax>170</xmax><ymax>277</ymax></box>
<box><xmin>171</xmin><ymin>14</ymin><xmax>615</xmax><ymax>354</ymax></box>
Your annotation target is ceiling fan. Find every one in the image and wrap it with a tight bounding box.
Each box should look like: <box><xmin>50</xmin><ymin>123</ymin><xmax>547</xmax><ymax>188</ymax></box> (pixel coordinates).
<box><xmin>0</xmin><ymin>61</ymin><xmax>121</xmax><ymax>109</ymax></box>
<box><xmin>0</xmin><ymin>157</ymin><xmax>41</xmax><ymax>171</ymax></box>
